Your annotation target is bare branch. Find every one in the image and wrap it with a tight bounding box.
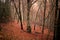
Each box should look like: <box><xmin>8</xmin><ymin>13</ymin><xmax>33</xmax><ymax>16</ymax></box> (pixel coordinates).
<box><xmin>31</xmin><ymin>0</ymin><xmax>37</xmax><ymax>6</ymax></box>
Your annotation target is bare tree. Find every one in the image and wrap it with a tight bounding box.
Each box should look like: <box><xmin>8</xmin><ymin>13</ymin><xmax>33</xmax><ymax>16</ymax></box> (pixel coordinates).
<box><xmin>41</xmin><ymin>0</ymin><xmax>46</xmax><ymax>40</ymax></box>
<box><xmin>10</xmin><ymin>0</ymin><xmax>23</xmax><ymax>30</ymax></box>
<box><xmin>43</xmin><ymin>0</ymin><xmax>56</xmax><ymax>40</ymax></box>
<box><xmin>19</xmin><ymin>0</ymin><xmax>23</xmax><ymax>30</ymax></box>
<box><xmin>27</xmin><ymin>0</ymin><xmax>37</xmax><ymax>33</ymax></box>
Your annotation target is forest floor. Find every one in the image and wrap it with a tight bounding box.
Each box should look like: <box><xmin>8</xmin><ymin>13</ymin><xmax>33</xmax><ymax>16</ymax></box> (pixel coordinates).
<box><xmin>0</xmin><ymin>20</ymin><xmax>54</xmax><ymax>40</ymax></box>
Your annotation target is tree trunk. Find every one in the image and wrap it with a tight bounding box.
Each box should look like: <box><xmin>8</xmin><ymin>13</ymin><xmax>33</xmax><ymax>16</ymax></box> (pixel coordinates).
<box><xmin>27</xmin><ymin>0</ymin><xmax>31</xmax><ymax>33</ymax></box>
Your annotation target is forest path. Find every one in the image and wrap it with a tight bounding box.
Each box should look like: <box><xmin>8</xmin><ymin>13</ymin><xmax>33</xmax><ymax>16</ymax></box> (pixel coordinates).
<box><xmin>0</xmin><ymin>20</ymin><xmax>53</xmax><ymax>40</ymax></box>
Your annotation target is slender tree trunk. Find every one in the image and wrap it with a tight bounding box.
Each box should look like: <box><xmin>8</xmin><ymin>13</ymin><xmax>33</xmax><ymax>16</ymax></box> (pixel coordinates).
<box><xmin>45</xmin><ymin>0</ymin><xmax>56</xmax><ymax>40</ymax></box>
<box><xmin>11</xmin><ymin>0</ymin><xmax>23</xmax><ymax>30</ymax></box>
<box><xmin>27</xmin><ymin>0</ymin><xmax>31</xmax><ymax>33</ymax></box>
<box><xmin>26</xmin><ymin>0</ymin><xmax>37</xmax><ymax>33</ymax></box>
<box><xmin>54</xmin><ymin>0</ymin><xmax>58</xmax><ymax>40</ymax></box>
<box><xmin>19</xmin><ymin>0</ymin><xmax>23</xmax><ymax>30</ymax></box>
<box><xmin>41</xmin><ymin>0</ymin><xmax>46</xmax><ymax>40</ymax></box>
